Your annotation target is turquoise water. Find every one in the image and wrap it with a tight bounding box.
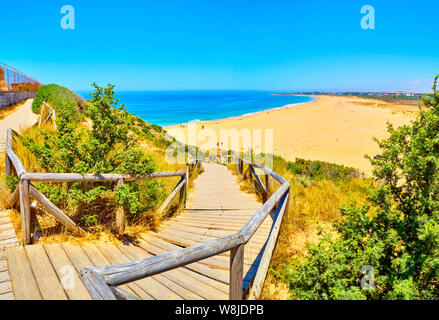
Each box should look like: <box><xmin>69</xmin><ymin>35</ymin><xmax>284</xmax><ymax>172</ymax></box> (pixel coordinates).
<box><xmin>78</xmin><ymin>91</ymin><xmax>315</xmax><ymax>126</ymax></box>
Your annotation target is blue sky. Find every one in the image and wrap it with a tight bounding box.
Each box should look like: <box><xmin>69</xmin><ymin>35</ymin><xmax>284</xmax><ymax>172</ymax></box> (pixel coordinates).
<box><xmin>1</xmin><ymin>0</ymin><xmax>438</xmax><ymax>92</ymax></box>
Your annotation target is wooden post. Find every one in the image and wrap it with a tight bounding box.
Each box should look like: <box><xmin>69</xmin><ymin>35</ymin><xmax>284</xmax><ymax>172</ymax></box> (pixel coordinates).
<box><xmin>264</xmin><ymin>174</ymin><xmax>270</xmax><ymax>202</ymax></box>
<box><xmin>5</xmin><ymin>130</ymin><xmax>12</xmax><ymax>176</ymax></box>
<box><xmin>19</xmin><ymin>179</ymin><xmax>32</xmax><ymax>245</ymax></box>
<box><xmin>238</xmin><ymin>159</ymin><xmax>243</xmax><ymax>175</ymax></box>
<box><xmin>180</xmin><ymin>165</ymin><xmax>189</xmax><ymax>207</ymax></box>
<box><xmin>5</xmin><ymin>154</ymin><xmax>11</xmax><ymax>176</ymax></box>
<box><xmin>115</xmin><ymin>179</ymin><xmax>125</xmax><ymax>234</ymax></box>
<box><xmin>284</xmin><ymin>187</ymin><xmax>291</xmax><ymax>223</ymax></box>
<box><xmin>229</xmin><ymin>244</ymin><xmax>244</xmax><ymax>300</ymax></box>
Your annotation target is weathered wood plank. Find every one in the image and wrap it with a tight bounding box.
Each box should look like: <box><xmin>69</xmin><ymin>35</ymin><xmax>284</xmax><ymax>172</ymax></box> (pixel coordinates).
<box><xmin>91</xmin><ymin>233</ymin><xmax>244</xmax><ymax>287</ymax></box>
<box><xmin>79</xmin><ymin>268</ymin><xmax>117</xmax><ymax>300</ymax></box>
<box><xmin>136</xmin><ymin>238</ymin><xmax>230</xmax><ymax>290</ymax></box>
<box><xmin>5</xmin><ymin>247</ymin><xmax>42</xmax><ymax>300</ymax></box>
<box><xmin>158</xmin><ymin>176</ymin><xmax>186</xmax><ymax>217</ymax></box>
<box><xmin>248</xmin><ymin>192</ymin><xmax>289</xmax><ymax>300</ymax></box>
<box><xmin>229</xmin><ymin>244</ymin><xmax>244</xmax><ymax>300</ymax></box>
<box><xmin>139</xmin><ymin>235</ymin><xmax>230</xmax><ymax>286</ymax></box>
<box><xmin>43</xmin><ymin>244</ymin><xmax>92</xmax><ymax>300</ymax></box>
<box><xmin>79</xmin><ymin>244</ymin><xmax>147</xmax><ymax>299</ymax></box>
<box><xmin>8</xmin><ymin>188</ymin><xmax>19</xmax><ymax>208</ymax></box>
<box><xmin>19</xmin><ymin>179</ymin><xmax>31</xmax><ymax>245</ymax></box>
<box><xmin>117</xmin><ymin>245</ymin><xmax>206</xmax><ymax>300</ymax></box>
<box><xmin>24</xmin><ymin>245</ymin><xmax>68</xmax><ymax>300</ymax></box>
<box><xmin>115</xmin><ymin>179</ymin><xmax>125</xmax><ymax>234</ymax></box>
<box><xmin>97</xmin><ymin>244</ymin><xmax>181</xmax><ymax>300</ymax></box>
<box><xmin>6</xmin><ymin>129</ymin><xmax>26</xmax><ymax>177</ymax></box>
<box><xmin>21</xmin><ymin>171</ymin><xmax>185</xmax><ymax>182</ymax></box>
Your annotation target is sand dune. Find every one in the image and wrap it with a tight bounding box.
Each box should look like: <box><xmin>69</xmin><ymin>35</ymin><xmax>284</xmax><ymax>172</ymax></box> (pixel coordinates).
<box><xmin>166</xmin><ymin>95</ymin><xmax>418</xmax><ymax>174</ymax></box>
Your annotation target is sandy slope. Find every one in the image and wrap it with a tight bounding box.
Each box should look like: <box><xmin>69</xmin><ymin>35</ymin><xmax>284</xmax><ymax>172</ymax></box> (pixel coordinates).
<box><xmin>0</xmin><ymin>99</ymin><xmax>38</xmax><ymax>152</ymax></box>
<box><xmin>166</xmin><ymin>95</ymin><xmax>418</xmax><ymax>174</ymax></box>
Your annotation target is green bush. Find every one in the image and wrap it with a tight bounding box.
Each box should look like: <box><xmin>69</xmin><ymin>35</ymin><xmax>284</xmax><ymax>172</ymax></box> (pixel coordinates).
<box><xmin>287</xmin><ymin>158</ymin><xmax>361</xmax><ymax>180</ymax></box>
<box><xmin>24</xmin><ymin>83</ymin><xmax>165</xmax><ymax>229</ymax></box>
<box><xmin>32</xmin><ymin>84</ymin><xmax>84</xmax><ymax>115</ymax></box>
<box><xmin>286</xmin><ymin>75</ymin><xmax>439</xmax><ymax>300</ymax></box>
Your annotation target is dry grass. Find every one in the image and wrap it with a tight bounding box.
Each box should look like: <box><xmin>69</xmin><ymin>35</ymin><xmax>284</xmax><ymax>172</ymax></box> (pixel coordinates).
<box><xmin>226</xmin><ymin>159</ymin><xmax>371</xmax><ymax>300</ymax></box>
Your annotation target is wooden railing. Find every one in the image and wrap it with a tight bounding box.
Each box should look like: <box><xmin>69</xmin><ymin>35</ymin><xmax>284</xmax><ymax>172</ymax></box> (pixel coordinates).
<box><xmin>39</xmin><ymin>102</ymin><xmax>57</xmax><ymax>130</ymax></box>
<box><xmin>78</xmin><ymin>155</ymin><xmax>291</xmax><ymax>300</ymax></box>
<box><xmin>5</xmin><ymin>128</ymin><xmax>200</xmax><ymax>243</ymax></box>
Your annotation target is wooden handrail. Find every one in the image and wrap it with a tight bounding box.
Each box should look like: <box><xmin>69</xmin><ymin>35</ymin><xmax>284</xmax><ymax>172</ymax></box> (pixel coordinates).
<box><xmin>6</xmin><ymin>129</ymin><xmax>26</xmax><ymax>177</ymax></box>
<box><xmin>79</xmin><ymin>155</ymin><xmax>290</xmax><ymax>301</ymax></box>
<box><xmin>41</xmin><ymin>102</ymin><xmax>57</xmax><ymax>130</ymax></box>
<box><xmin>20</xmin><ymin>171</ymin><xmax>186</xmax><ymax>182</ymax></box>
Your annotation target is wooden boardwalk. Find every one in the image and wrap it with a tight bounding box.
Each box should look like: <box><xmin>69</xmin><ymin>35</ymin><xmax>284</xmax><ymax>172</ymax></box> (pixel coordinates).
<box><xmin>3</xmin><ymin>163</ymin><xmax>273</xmax><ymax>300</ymax></box>
<box><xmin>0</xmin><ymin>211</ymin><xmax>19</xmax><ymax>300</ymax></box>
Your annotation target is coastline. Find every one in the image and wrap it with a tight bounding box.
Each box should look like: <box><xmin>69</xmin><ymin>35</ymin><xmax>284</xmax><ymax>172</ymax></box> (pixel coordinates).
<box><xmin>168</xmin><ymin>95</ymin><xmax>317</xmax><ymax>126</ymax></box>
<box><xmin>166</xmin><ymin>95</ymin><xmax>418</xmax><ymax>174</ymax></box>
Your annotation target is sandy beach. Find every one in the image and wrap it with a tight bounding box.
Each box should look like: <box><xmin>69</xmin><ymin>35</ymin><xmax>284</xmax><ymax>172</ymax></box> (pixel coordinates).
<box><xmin>166</xmin><ymin>95</ymin><xmax>419</xmax><ymax>174</ymax></box>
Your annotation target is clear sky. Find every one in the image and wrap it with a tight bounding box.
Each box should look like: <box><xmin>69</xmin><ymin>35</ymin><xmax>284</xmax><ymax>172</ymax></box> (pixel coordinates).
<box><xmin>1</xmin><ymin>0</ymin><xmax>438</xmax><ymax>92</ymax></box>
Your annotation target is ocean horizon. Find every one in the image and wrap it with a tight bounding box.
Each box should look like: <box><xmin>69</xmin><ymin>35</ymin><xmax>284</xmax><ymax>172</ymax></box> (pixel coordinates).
<box><xmin>77</xmin><ymin>90</ymin><xmax>315</xmax><ymax>127</ymax></box>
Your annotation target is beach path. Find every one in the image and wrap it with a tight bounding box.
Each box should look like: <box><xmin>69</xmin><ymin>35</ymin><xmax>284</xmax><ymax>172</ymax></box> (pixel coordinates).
<box><xmin>4</xmin><ymin>162</ymin><xmax>272</xmax><ymax>300</ymax></box>
<box><xmin>0</xmin><ymin>99</ymin><xmax>38</xmax><ymax>153</ymax></box>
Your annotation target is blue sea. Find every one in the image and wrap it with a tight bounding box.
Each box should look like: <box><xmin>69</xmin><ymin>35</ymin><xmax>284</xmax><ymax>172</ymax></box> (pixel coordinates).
<box><xmin>78</xmin><ymin>91</ymin><xmax>315</xmax><ymax>127</ymax></box>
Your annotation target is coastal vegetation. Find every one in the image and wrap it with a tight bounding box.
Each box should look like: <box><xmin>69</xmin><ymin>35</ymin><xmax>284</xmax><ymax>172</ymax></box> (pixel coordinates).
<box><xmin>2</xmin><ymin>83</ymin><xmax>189</xmax><ymax>243</ymax></box>
<box><xmin>260</xmin><ymin>75</ymin><xmax>439</xmax><ymax>300</ymax></box>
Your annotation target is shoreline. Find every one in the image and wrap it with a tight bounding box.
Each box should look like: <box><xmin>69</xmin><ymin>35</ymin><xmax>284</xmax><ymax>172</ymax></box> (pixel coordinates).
<box><xmin>162</xmin><ymin>95</ymin><xmax>316</xmax><ymax>128</ymax></box>
<box><xmin>166</xmin><ymin>95</ymin><xmax>418</xmax><ymax>174</ymax></box>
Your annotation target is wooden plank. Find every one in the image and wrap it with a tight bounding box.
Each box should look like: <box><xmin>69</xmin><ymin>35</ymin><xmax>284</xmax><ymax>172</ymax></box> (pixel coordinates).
<box><xmin>24</xmin><ymin>245</ymin><xmax>68</xmax><ymax>300</ymax></box>
<box><xmin>240</xmin><ymin>182</ymin><xmax>290</xmax><ymax>242</ymax></box>
<box><xmin>137</xmin><ymin>238</ymin><xmax>229</xmax><ymax>289</ymax></box>
<box><xmin>120</xmin><ymin>244</ymin><xmax>227</xmax><ymax>300</ymax></box>
<box><xmin>79</xmin><ymin>268</ymin><xmax>116</xmax><ymax>300</ymax></box>
<box><xmin>6</xmin><ymin>129</ymin><xmax>26</xmax><ymax>177</ymax></box>
<box><xmin>79</xmin><ymin>244</ymin><xmax>149</xmax><ymax>300</ymax></box>
<box><xmin>21</xmin><ymin>171</ymin><xmax>185</xmax><ymax>183</ymax></box>
<box><xmin>0</xmin><ymin>291</ymin><xmax>14</xmax><ymax>300</ymax></box>
<box><xmin>229</xmin><ymin>245</ymin><xmax>244</xmax><ymax>300</ymax></box>
<box><xmin>157</xmin><ymin>176</ymin><xmax>186</xmax><ymax>216</ymax></box>
<box><xmin>248</xmin><ymin>192</ymin><xmax>289</xmax><ymax>300</ymax></box>
<box><xmin>250</xmin><ymin>165</ymin><xmax>266</xmax><ymax>194</ymax></box>
<box><xmin>19</xmin><ymin>179</ymin><xmax>31</xmax><ymax>245</ymax></box>
<box><xmin>7</xmin><ymin>187</ymin><xmax>19</xmax><ymax>209</ymax></box>
<box><xmin>140</xmin><ymin>235</ymin><xmax>228</xmax><ymax>271</ymax></box>
<box><xmin>0</xmin><ymin>270</ymin><xmax>10</xmax><ymax>283</ymax></box>
<box><xmin>97</xmin><ymin>244</ymin><xmax>182</xmax><ymax>300</ymax></box>
<box><xmin>117</xmin><ymin>245</ymin><xmax>205</xmax><ymax>300</ymax></box>
<box><xmin>0</xmin><ymin>223</ymin><xmax>15</xmax><ymax>232</ymax></box>
<box><xmin>5</xmin><ymin>246</ymin><xmax>42</xmax><ymax>300</ymax></box>
<box><xmin>43</xmin><ymin>244</ymin><xmax>92</xmax><ymax>300</ymax></box>
<box><xmin>115</xmin><ymin>179</ymin><xmax>125</xmax><ymax>234</ymax></box>
<box><xmin>92</xmin><ymin>233</ymin><xmax>244</xmax><ymax>287</ymax></box>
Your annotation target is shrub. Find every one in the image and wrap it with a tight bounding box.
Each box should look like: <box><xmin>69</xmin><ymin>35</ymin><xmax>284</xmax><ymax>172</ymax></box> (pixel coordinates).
<box><xmin>24</xmin><ymin>83</ymin><xmax>165</xmax><ymax>229</ymax></box>
<box><xmin>285</xmin><ymin>76</ymin><xmax>439</xmax><ymax>300</ymax></box>
<box><xmin>32</xmin><ymin>84</ymin><xmax>84</xmax><ymax>115</ymax></box>
<box><xmin>287</xmin><ymin>158</ymin><xmax>361</xmax><ymax>180</ymax></box>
